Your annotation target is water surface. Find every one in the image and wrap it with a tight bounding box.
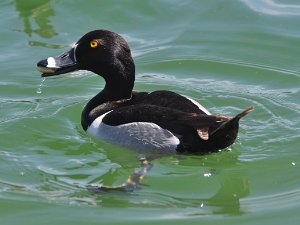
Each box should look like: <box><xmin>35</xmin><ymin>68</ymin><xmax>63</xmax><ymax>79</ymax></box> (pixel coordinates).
<box><xmin>0</xmin><ymin>0</ymin><xmax>300</xmax><ymax>224</ymax></box>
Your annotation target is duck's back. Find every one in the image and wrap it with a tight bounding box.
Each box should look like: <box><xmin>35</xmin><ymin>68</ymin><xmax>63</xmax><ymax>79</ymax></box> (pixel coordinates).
<box><xmin>136</xmin><ymin>91</ymin><xmax>210</xmax><ymax>115</ymax></box>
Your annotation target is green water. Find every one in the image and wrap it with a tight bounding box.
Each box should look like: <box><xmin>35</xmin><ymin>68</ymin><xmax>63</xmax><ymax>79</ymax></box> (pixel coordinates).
<box><xmin>1</xmin><ymin>0</ymin><xmax>300</xmax><ymax>224</ymax></box>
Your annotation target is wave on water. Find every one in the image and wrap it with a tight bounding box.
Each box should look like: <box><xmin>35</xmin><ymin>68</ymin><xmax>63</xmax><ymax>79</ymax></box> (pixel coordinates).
<box><xmin>241</xmin><ymin>0</ymin><xmax>300</xmax><ymax>16</ymax></box>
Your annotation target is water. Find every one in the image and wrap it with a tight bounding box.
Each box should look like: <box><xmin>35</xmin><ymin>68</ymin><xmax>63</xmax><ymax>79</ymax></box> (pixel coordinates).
<box><xmin>1</xmin><ymin>0</ymin><xmax>300</xmax><ymax>224</ymax></box>
<box><xmin>36</xmin><ymin>77</ymin><xmax>45</xmax><ymax>94</ymax></box>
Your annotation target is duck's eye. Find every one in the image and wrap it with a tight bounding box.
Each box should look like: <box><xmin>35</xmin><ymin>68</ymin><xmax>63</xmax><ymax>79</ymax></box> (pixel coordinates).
<box><xmin>90</xmin><ymin>40</ymin><xmax>100</xmax><ymax>48</ymax></box>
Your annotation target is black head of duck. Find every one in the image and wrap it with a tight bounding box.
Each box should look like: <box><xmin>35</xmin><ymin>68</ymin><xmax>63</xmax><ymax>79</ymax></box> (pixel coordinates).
<box><xmin>37</xmin><ymin>29</ymin><xmax>253</xmax><ymax>154</ymax></box>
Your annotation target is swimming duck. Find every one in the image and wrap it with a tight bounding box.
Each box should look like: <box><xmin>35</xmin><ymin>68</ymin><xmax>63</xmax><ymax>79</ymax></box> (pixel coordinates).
<box><xmin>37</xmin><ymin>30</ymin><xmax>252</xmax><ymax>154</ymax></box>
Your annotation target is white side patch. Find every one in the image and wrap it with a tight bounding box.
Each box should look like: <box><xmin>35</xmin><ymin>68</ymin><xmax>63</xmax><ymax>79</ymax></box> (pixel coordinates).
<box><xmin>87</xmin><ymin>112</ymin><xmax>179</xmax><ymax>153</ymax></box>
<box><xmin>47</xmin><ymin>57</ymin><xmax>57</xmax><ymax>68</ymax></box>
<box><xmin>185</xmin><ymin>96</ymin><xmax>211</xmax><ymax>115</ymax></box>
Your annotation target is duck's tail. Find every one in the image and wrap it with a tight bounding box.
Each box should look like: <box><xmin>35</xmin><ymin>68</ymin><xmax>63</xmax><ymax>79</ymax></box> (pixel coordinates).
<box><xmin>232</xmin><ymin>106</ymin><xmax>254</xmax><ymax>121</ymax></box>
<box><xmin>210</xmin><ymin>106</ymin><xmax>253</xmax><ymax>136</ymax></box>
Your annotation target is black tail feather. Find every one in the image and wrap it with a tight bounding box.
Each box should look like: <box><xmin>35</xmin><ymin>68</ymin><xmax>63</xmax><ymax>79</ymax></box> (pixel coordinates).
<box><xmin>233</xmin><ymin>106</ymin><xmax>254</xmax><ymax>120</ymax></box>
<box><xmin>210</xmin><ymin>106</ymin><xmax>253</xmax><ymax>136</ymax></box>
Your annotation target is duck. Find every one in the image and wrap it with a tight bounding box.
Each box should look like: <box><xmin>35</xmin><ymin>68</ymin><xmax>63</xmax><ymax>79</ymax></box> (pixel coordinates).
<box><xmin>37</xmin><ymin>29</ymin><xmax>253</xmax><ymax>154</ymax></box>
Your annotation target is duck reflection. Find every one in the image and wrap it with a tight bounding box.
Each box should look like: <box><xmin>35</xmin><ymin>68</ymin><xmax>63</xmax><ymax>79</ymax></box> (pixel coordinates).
<box><xmin>203</xmin><ymin>169</ymin><xmax>250</xmax><ymax>215</ymax></box>
<box><xmin>92</xmin><ymin>151</ymin><xmax>250</xmax><ymax>215</ymax></box>
<box><xmin>175</xmin><ymin>153</ymin><xmax>250</xmax><ymax>215</ymax></box>
<box><xmin>15</xmin><ymin>0</ymin><xmax>57</xmax><ymax>38</ymax></box>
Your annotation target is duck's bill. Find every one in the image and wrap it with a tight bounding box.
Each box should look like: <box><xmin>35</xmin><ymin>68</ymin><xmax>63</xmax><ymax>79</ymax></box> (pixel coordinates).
<box><xmin>37</xmin><ymin>45</ymin><xmax>78</xmax><ymax>77</ymax></box>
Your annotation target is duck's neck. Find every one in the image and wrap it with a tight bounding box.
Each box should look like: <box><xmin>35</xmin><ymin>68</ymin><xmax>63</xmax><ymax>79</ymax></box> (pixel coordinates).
<box><xmin>81</xmin><ymin>70</ymin><xmax>135</xmax><ymax>131</ymax></box>
<box><xmin>102</xmin><ymin>75</ymin><xmax>134</xmax><ymax>100</ymax></box>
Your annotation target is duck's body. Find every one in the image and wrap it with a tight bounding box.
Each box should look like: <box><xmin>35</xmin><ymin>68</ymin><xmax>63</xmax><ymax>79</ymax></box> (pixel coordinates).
<box><xmin>37</xmin><ymin>30</ymin><xmax>252</xmax><ymax>154</ymax></box>
<box><xmin>83</xmin><ymin>90</ymin><xmax>213</xmax><ymax>153</ymax></box>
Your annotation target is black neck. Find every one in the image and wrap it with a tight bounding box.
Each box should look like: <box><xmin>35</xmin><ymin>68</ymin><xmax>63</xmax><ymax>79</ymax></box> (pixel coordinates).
<box><xmin>81</xmin><ymin>70</ymin><xmax>135</xmax><ymax>131</ymax></box>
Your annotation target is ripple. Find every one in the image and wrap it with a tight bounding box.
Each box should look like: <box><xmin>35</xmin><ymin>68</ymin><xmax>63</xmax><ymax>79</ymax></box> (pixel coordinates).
<box><xmin>0</xmin><ymin>143</ymin><xmax>109</xmax><ymax>206</ymax></box>
<box><xmin>142</xmin><ymin>55</ymin><xmax>300</xmax><ymax>78</ymax></box>
<box><xmin>245</xmin><ymin>188</ymin><xmax>300</xmax><ymax>212</ymax></box>
<box><xmin>241</xmin><ymin>0</ymin><xmax>300</xmax><ymax>16</ymax></box>
<box><xmin>0</xmin><ymin>100</ymin><xmax>39</xmax><ymax>124</ymax></box>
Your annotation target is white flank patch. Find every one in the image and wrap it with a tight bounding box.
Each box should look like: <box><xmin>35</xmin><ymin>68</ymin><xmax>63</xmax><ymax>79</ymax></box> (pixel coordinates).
<box><xmin>87</xmin><ymin>111</ymin><xmax>179</xmax><ymax>153</ymax></box>
<box><xmin>185</xmin><ymin>96</ymin><xmax>211</xmax><ymax>115</ymax></box>
<box><xmin>46</xmin><ymin>57</ymin><xmax>57</xmax><ymax>68</ymax></box>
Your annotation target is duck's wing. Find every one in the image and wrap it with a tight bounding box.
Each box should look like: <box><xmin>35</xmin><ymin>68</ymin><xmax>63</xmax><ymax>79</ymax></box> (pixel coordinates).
<box><xmin>102</xmin><ymin>104</ymin><xmax>226</xmax><ymax>140</ymax></box>
<box><xmin>135</xmin><ymin>90</ymin><xmax>211</xmax><ymax>115</ymax></box>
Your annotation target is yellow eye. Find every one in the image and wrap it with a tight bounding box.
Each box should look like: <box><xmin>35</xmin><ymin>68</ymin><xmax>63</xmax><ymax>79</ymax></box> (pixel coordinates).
<box><xmin>90</xmin><ymin>40</ymin><xmax>100</xmax><ymax>48</ymax></box>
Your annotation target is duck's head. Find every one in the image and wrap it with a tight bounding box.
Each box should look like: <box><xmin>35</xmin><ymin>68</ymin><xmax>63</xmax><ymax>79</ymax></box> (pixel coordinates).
<box><xmin>37</xmin><ymin>30</ymin><xmax>135</xmax><ymax>93</ymax></box>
